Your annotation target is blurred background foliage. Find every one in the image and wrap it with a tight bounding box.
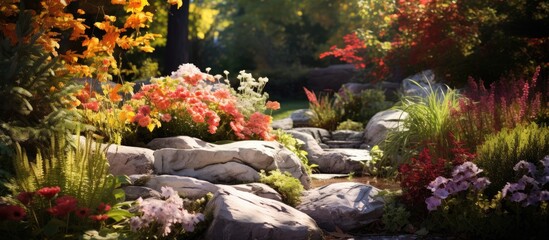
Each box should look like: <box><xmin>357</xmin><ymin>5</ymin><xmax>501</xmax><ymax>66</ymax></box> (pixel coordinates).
<box><xmin>92</xmin><ymin>0</ymin><xmax>546</xmax><ymax>94</ymax></box>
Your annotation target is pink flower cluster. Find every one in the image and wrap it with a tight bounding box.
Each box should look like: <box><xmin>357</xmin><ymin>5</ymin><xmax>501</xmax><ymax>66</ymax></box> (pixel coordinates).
<box><xmin>130</xmin><ymin>186</ymin><xmax>204</xmax><ymax>236</ymax></box>
<box><xmin>130</xmin><ymin>64</ymin><xmax>275</xmax><ymax>140</ymax></box>
<box><xmin>426</xmin><ymin>162</ymin><xmax>491</xmax><ymax>211</ymax></box>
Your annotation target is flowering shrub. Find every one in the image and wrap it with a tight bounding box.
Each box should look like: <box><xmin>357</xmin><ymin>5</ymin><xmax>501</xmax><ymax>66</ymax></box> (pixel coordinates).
<box><xmin>502</xmin><ymin>158</ymin><xmax>549</xmax><ymax>207</ymax></box>
<box><xmin>398</xmin><ymin>136</ymin><xmax>476</xmax><ymax>208</ymax></box>
<box><xmin>453</xmin><ymin>67</ymin><xmax>545</xmax><ymax>149</ymax></box>
<box><xmin>0</xmin><ymin>186</ymin><xmax>117</xmax><ymax>238</ymax></box>
<box><xmin>425</xmin><ymin>162</ymin><xmax>490</xmax><ymax>211</ymax></box>
<box><xmin>76</xmin><ymin>64</ymin><xmax>278</xmax><ymax>143</ymax></box>
<box><xmin>129</xmin><ymin>186</ymin><xmax>204</xmax><ymax>238</ymax></box>
<box><xmin>303</xmin><ymin>87</ymin><xmax>340</xmax><ymax>131</ymax></box>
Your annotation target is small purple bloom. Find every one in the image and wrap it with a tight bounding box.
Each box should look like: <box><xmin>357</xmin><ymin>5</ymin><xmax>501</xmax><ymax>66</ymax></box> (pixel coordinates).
<box><xmin>454</xmin><ymin>181</ymin><xmax>470</xmax><ymax>192</ymax></box>
<box><xmin>513</xmin><ymin>160</ymin><xmax>537</xmax><ymax>176</ymax></box>
<box><xmin>540</xmin><ymin>156</ymin><xmax>549</xmax><ymax>167</ymax></box>
<box><xmin>510</xmin><ymin>192</ymin><xmax>527</xmax><ymax>202</ymax></box>
<box><xmin>518</xmin><ymin>175</ymin><xmax>539</xmax><ymax>189</ymax></box>
<box><xmin>433</xmin><ymin>188</ymin><xmax>450</xmax><ymax>199</ymax></box>
<box><xmin>540</xmin><ymin>191</ymin><xmax>549</xmax><ymax>201</ymax></box>
<box><xmin>427</xmin><ymin>176</ymin><xmax>449</xmax><ymax>192</ymax></box>
<box><xmin>473</xmin><ymin>177</ymin><xmax>491</xmax><ymax>190</ymax></box>
<box><xmin>426</xmin><ymin>196</ymin><xmax>442</xmax><ymax>211</ymax></box>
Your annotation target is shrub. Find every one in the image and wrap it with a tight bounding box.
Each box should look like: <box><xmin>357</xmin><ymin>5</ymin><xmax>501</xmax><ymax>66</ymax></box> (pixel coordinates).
<box><xmin>336</xmin><ymin>88</ymin><xmax>393</xmax><ymax>124</ymax></box>
<box><xmin>303</xmin><ymin>87</ymin><xmax>340</xmax><ymax>131</ymax></box>
<box><xmin>259</xmin><ymin>169</ymin><xmax>304</xmax><ymax>207</ymax></box>
<box><xmin>382</xmin><ymin>82</ymin><xmax>460</xmax><ymax>169</ymax></box>
<box><xmin>475</xmin><ymin>122</ymin><xmax>549</xmax><ymax>196</ymax></box>
<box><xmin>453</xmin><ymin>67</ymin><xmax>545</xmax><ymax>149</ymax></box>
<box><xmin>336</xmin><ymin>119</ymin><xmax>363</xmax><ymax>131</ymax></box>
<box><xmin>378</xmin><ymin>190</ymin><xmax>411</xmax><ymax>232</ymax></box>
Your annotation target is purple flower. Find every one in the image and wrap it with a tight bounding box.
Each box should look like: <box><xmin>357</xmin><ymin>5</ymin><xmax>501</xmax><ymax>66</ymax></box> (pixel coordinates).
<box><xmin>426</xmin><ymin>196</ymin><xmax>442</xmax><ymax>211</ymax></box>
<box><xmin>433</xmin><ymin>188</ymin><xmax>450</xmax><ymax>199</ymax></box>
<box><xmin>510</xmin><ymin>192</ymin><xmax>527</xmax><ymax>202</ymax></box>
<box><xmin>513</xmin><ymin>160</ymin><xmax>537</xmax><ymax>176</ymax></box>
<box><xmin>473</xmin><ymin>177</ymin><xmax>491</xmax><ymax>190</ymax></box>
<box><xmin>540</xmin><ymin>191</ymin><xmax>549</xmax><ymax>201</ymax></box>
<box><xmin>540</xmin><ymin>156</ymin><xmax>549</xmax><ymax>168</ymax></box>
<box><xmin>518</xmin><ymin>175</ymin><xmax>539</xmax><ymax>190</ymax></box>
<box><xmin>452</xmin><ymin>162</ymin><xmax>482</xmax><ymax>182</ymax></box>
<box><xmin>502</xmin><ymin>182</ymin><xmax>525</xmax><ymax>198</ymax></box>
<box><xmin>427</xmin><ymin>176</ymin><xmax>449</xmax><ymax>192</ymax></box>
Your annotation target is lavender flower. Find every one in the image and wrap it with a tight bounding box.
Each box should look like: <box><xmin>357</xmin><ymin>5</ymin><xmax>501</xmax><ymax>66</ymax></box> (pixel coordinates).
<box><xmin>473</xmin><ymin>177</ymin><xmax>491</xmax><ymax>191</ymax></box>
<box><xmin>513</xmin><ymin>160</ymin><xmax>537</xmax><ymax>175</ymax></box>
<box><xmin>426</xmin><ymin>196</ymin><xmax>442</xmax><ymax>211</ymax></box>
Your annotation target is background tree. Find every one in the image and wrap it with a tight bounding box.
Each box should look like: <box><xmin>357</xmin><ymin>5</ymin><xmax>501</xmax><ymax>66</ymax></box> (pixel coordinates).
<box><xmin>164</xmin><ymin>0</ymin><xmax>191</xmax><ymax>75</ymax></box>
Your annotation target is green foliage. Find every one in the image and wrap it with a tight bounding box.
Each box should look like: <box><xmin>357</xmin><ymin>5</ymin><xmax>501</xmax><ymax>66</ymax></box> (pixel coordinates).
<box><xmin>475</xmin><ymin>122</ymin><xmax>549</xmax><ymax>196</ymax></box>
<box><xmin>274</xmin><ymin>130</ymin><xmax>316</xmax><ymax>175</ymax></box>
<box><xmin>11</xmin><ymin>131</ymin><xmax>119</xmax><ymax>209</ymax></box>
<box><xmin>336</xmin><ymin>119</ymin><xmax>363</xmax><ymax>131</ymax></box>
<box><xmin>259</xmin><ymin>169</ymin><xmax>304</xmax><ymax>207</ymax></box>
<box><xmin>382</xmin><ymin>82</ymin><xmax>460</xmax><ymax>174</ymax></box>
<box><xmin>336</xmin><ymin>88</ymin><xmax>393</xmax><ymax>124</ymax></box>
<box><xmin>378</xmin><ymin>190</ymin><xmax>410</xmax><ymax>232</ymax></box>
<box><xmin>363</xmin><ymin>145</ymin><xmax>393</xmax><ymax>177</ymax></box>
<box><xmin>304</xmin><ymin>88</ymin><xmax>340</xmax><ymax>131</ymax></box>
<box><xmin>0</xmin><ymin>9</ymin><xmax>80</xmax><ymax>172</ymax></box>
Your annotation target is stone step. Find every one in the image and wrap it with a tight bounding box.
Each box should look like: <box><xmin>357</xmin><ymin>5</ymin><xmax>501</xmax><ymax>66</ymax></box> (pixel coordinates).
<box><xmin>324</xmin><ymin>140</ymin><xmax>363</xmax><ymax>149</ymax></box>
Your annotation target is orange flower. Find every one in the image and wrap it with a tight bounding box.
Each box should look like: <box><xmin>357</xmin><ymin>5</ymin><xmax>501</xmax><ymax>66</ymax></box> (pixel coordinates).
<box><xmin>127</xmin><ymin>0</ymin><xmax>149</xmax><ymax>13</ymax></box>
<box><xmin>111</xmin><ymin>0</ymin><xmax>126</xmax><ymax>5</ymax></box>
<box><xmin>167</xmin><ymin>0</ymin><xmax>182</xmax><ymax>8</ymax></box>
<box><xmin>108</xmin><ymin>84</ymin><xmax>123</xmax><ymax>102</ymax></box>
<box><xmin>265</xmin><ymin>101</ymin><xmax>280</xmax><ymax>110</ymax></box>
<box><xmin>303</xmin><ymin>87</ymin><xmax>319</xmax><ymax>107</ymax></box>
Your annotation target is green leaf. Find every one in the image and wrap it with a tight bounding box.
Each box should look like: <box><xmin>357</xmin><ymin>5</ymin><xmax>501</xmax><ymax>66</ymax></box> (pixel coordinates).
<box><xmin>107</xmin><ymin>209</ymin><xmax>134</xmax><ymax>222</ymax></box>
<box><xmin>43</xmin><ymin>218</ymin><xmax>65</xmax><ymax>236</ymax></box>
<box><xmin>112</xmin><ymin>188</ymin><xmax>126</xmax><ymax>201</ymax></box>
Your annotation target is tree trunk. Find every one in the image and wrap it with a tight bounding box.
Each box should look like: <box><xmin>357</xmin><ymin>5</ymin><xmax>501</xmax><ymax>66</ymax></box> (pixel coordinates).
<box><xmin>164</xmin><ymin>0</ymin><xmax>191</xmax><ymax>75</ymax></box>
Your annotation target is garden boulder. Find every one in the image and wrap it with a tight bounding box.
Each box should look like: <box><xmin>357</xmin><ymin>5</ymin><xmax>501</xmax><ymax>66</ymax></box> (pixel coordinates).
<box><xmin>131</xmin><ymin>174</ymin><xmax>219</xmax><ymax>200</ymax></box>
<box><xmin>204</xmin><ymin>187</ymin><xmax>323</xmax><ymax>240</ymax></box>
<box><xmin>153</xmin><ymin>140</ymin><xmax>311</xmax><ymax>189</ymax></box>
<box><xmin>290</xmin><ymin>109</ymin><xmax>315</xmax><ymax>128</ymax></box>
<box><xmin>364</xmin><ymin>109</ymin><xmax>408</xmax><ymax>146</ymax></box>
<box><xmin>401</xmin><ymin>70</ymin><xmax>448</xmax><ymax>98</ymax></box>
<box><xmin>146</xmin><ymin>136</ymin><xmax>215</xmax><ymax>150</ymax></box>
<box><xmin>271</xmin><ymin>117</ymin><xmax>293</xmax><ymax>130</ymax></box>
<box><xmin>287</xmin><ymin>131</ymin><xmax>369</xmax><ymax>174</ymax></box>
<box><xmin>105</xmin><ymin>145</ymin><xmax>155</xmax><ymax>176</ymax></box>
<box><xmin>297</xmin><ymin>182</ymin><xmax>384</xmax><ymax>232</ymax></box>
<box><xmin>217</xmin><ymin>183</ymin><xmax>283</xmax><ymax>202</ymax></box>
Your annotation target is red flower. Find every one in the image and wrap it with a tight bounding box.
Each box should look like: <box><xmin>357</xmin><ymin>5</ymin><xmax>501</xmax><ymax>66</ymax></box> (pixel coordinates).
<box><xmin>47</xmin><ymin>195</ymin><xmax>78</xmax><ymax>217</ymax></box>
<box><xmin>97</xmin><ymin>203</ymin><xmax>111</xmax><ymax>212</ymax></box>
<box><xmin>16</xmin><ymin>192</ymin><xmax>34</xmax><ymax>205</ymax></box>
<box><xmin>0</xmin><ymin>205</ymin><xmax>26</xmax><ymax>221</ymax></box>
<box><xmin>75</xmin><ymin>207</ymin><xmax>90</xmax><ymax>219</ymax></box>
<box><xmin>82</xmin><ymin>100</ymin><xmax>100</xmax><ymax>112</ymax></box>
<box><xmin>36</xmin><ymin>186</ymin><xmax>61</xmax><ymax>199</ymax></box>
<box><xmin>89</xmin><ymin>214</ymin><xmax>109</xmax><ymax>221</ymax></box>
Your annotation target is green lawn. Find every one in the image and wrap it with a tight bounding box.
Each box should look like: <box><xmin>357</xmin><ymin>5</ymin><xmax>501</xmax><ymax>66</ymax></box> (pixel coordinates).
<box><xmin>270</xmin><ymin>99</ymin><xmax>309</xmax><ymax>120</ymax></box>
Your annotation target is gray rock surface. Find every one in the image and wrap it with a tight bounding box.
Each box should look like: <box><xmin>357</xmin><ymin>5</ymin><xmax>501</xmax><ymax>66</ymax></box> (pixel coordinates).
<box><xmin>364</xmin><ymin>109</ymin><xmax>408</xmax><ymax>147</ymax></box>
<box><xmin>122</xmin><ymin>186</ymin><xmax>161</xmax><ymax>201</ymax></box>
<box><xmin>288</xmin><ymin>131</ymin><xmax>370</xmax><ymax>174</ymax></box>
<box><xmin>291</xmin><ymin>127</ymin><xmax>331</xmax><ymax>143</ymax></box>
<box><xmin>204</xmin><ymin>187</ymin><xmax>323</xmax><ymax>240</ymax></box>
<box><xmin>297</xmin><ymin>182</ymin><xmax>384</xmax><ymax>232</ymax></box>
<box><xmin>153</xmin><ymin>140</ymin><xmax>311</xmax><ymax>189</ymax></box>
<box><xmin>290</xmin><ymin>109</ymin><xmax>315</xmax><ymax>128</ymax></box>
<box><xmin>306</xmin><ymin>64</ymin><xmax>358</xmax><ymax>92</ymax></box>
<box><xmin>401</xmin><ymin>70</ymin><xmax>448</xmax><ymax>98</ymax></box>
<box><xmin>134</xmin><ymin>175</ymin><xmax>219</xmax><ymax>200</ymax></box>
<box><xmin>271</xmin><ymin>117</ymin><xmax>293</xmax><ymax>130</ymax></box>
<box><xmin>218</xmin><ymin>183</ymin><xmax>283</xmax><ymax>202</ymax></box>
<box><xmin>146</xmin><ymin>136</ymin><xmax>215</xmax><ymax>150</ymax></box>
<box><xmin>105</xmin><ymin>145</ymin><xmax>155</xmax><ymax>176</ymax></box>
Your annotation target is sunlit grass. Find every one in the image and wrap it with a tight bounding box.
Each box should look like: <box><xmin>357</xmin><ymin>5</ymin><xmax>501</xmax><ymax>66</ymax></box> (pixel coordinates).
<box><xmin>270</xmin><ymin>100</ymin><xmax>309</xmax><ymax>120</ymax></box>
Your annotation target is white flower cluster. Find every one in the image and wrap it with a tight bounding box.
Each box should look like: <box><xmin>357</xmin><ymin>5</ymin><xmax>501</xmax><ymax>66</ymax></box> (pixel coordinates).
<box><xmin>130</xmin><ymin>186</ymin><xmax>204</xmax><ymax>236</ymax></box>
<box><xmin>230</xmin><ymin>70</ymin><xmax>269</xmax><ymax>116</ymax></box>
<box><xmin>170</xmin><ymin>63</ymin><xmax>203</xmax><ymax>79</ymax></box>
